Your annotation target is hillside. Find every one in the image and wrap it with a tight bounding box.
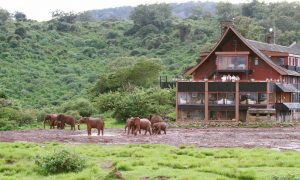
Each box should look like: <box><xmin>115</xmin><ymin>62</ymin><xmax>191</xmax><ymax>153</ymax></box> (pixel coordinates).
<box><xmin>0</xmin><ymin>17</ymin><xmax>219</xmax><ymax>108</ymax></box>
<box><xmin>1</xmin><ymin>1</ymin><xmax>300</xmax><ymax>109</ymax></box>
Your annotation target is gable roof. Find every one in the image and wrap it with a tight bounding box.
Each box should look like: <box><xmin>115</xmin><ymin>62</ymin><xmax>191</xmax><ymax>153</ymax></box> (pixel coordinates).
<box><xmin>186</xmin><ymin>27</ymin><xmax>300</xmax><ymax>76</ymax></box>
<box><xmin>247</xmin><ymin>39</ymin><xmax>300</xmax><ymax>55</ymax></box>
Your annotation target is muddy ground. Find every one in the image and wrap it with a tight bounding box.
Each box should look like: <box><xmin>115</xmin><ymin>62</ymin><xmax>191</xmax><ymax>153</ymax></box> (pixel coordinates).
<box><xmin>0</xmin><ymin>128</ymin><xmax>300</xmax><ymax>150</ymax></box>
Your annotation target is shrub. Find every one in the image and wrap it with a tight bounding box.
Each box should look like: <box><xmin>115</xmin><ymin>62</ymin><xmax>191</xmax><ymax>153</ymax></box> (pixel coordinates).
<box><xmin>94</xmin><ymin>88</ymin><xmax>175</xmax><ymax>121</ymax></box>
<box><xmin>35</xmin><ymin>149</ymin><xmax>86</xmax><ymax>174</ymax></box>
<box><xmin>0</xmin><ymin>117</ymin><xmax>17</xmax><ymax>130</ymax></box>
<box><xmin>61</xmin><ymin>98</ymin><xmax>95</xmax><ymax>117</ymax></box>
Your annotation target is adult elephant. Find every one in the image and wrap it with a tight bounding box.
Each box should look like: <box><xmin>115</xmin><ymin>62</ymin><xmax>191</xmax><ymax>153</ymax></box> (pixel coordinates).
<box><xmin>80</xmin><ymin>117</ymin><xmax>105</xmax><ymax>136</ymax></box>
<box><xmin>44</xmin><ymin>114</ymin><xmax>58</xmax><ymax>129</ymax></box>
<box><xmin>148</xmin><ymin>114</ymin><xmax>163</xmax><ymax>126</ymax></box>
<box><xmin>57</xmin><ymin>114</ymin><xmax>78</xmax><ymax>130</ymax></box>
<box><xmin>132</xmin><ymin>117</ymin><xmax>152</xmax><ymax>136</ymax></box>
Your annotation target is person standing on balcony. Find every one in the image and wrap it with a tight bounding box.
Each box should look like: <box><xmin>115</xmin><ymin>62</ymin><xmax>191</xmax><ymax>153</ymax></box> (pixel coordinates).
<box><xmin>227</xmin><ymin>74</ymin><xmax>232</xmax><ymax>81</ymax></box>
<box><xmin>221</xmin><ymin>75</ymin><xmax>227</xmax><ymax>82</ymax></box>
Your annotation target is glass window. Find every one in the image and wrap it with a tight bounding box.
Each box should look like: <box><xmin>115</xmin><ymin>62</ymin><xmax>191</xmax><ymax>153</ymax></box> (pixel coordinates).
<box><xmin>188</xmin><ymin>92</ymin><xmax>204</xmax><ymax>105</ymax></box>
<box><xmin>217</xmin><ymin>56</ymin><xmax>247</xmax><ymax>70</ymax></box>
<box><xmin>178</xmin><ymin>92</ymin><xmax>187</xmax><ymax>105</ymax></box>
<box><xmin>209</xmin><ymin>111</ymin><xmax>216</xmax><ymax>120</ymax></box>
<box><xmin>240</xmin><ymin>92</ymin><xmax>248</xmax><ymax>104</ymax></box>
<box><xmin>227</xmin><ymin>93</ymin><xmax>235</xmax><ymax>105</ymax></box>
<box><xmin>180</xmin><ymin>109</ymin><xmax>204</xmax><ymax>121</ymax></box>
<box><xmin>209</xmin><ymin>110</ymin><xmax>235</xmax><ymax>120</ymax></box>
<box><xmin>216</xmin><ymin>111</ymin><xmax>226</xmax><ymax>120</ymax></box>
<box><xmin>240</xmin><ymin>92</ymin><xmax>257</xmax><ymax>105</ymax></box>
<box><xmin>279</xmin><ymin>58</ymin><xmax>284</xmax><ymax>66</ymax></box>
<box><xmin>227</xmin><ymin>111</ymin><xmax>235</xmax><ymax>120</ymax></box>
<box><xmin>292</xmin><ymin>92</ymin><xmax>298</xmax><ymax>103</ymax></box>
<box><xmin>248</xmin><ymin>93</ymin><xmax>257</xmax><ymax>104</ymax></box>
<box><xmin>258</xmin><ymin>93</ymin><xmax>267</xmax><ymax>104</ymax></box>
<box><xmin>209</xmin><ymin>93</ymin><xmax>217</xmax><ymax>104</ymax></box>
<box><xmin>217</xmin><ymin>93</ymin><xmax>226</xmax><ymax>105</ymax></box>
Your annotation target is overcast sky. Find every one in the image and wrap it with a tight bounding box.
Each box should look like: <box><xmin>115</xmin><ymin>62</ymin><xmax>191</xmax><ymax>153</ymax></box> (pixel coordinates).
<box><xmin>0</xmin><ymin>0</ymin><xmax>298</xmax><ymax>21</ymax></box>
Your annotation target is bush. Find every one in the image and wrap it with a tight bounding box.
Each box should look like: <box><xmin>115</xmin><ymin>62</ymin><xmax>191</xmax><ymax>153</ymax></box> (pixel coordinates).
<box><xmin>0</xmin><ymin>107</ymin><xmax>35</xmax><ymax>130</ymax></box>
<box><xmin>35</xmin><ymin>149</ymin><xmax>86</xmax><ymax>174</ymax></box>
<box><xmin>61</xmin><ymin>98</ymin><xmax>95</xmax><ymax>117</ymax></box>
<box><xmin>94</xmin><ymin>88</ymin><xmax>175</xmax><ymax>121</ymax></box>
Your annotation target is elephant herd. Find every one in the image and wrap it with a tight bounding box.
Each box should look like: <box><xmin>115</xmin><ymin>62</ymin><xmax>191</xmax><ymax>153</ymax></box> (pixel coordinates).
<box><xmin>125</xmin><ymin>115</ymin><xmax>167</xmax><ymax>136</ymax></box>
<box><xmin>43</xmin><ymin>114</ymin><xmax>104</xmax><ymax>135</ymax></box>
<box><xmin>44</xmin><ymin>114</ymin><xmax>167</xmax><ymax>136</ymax></box>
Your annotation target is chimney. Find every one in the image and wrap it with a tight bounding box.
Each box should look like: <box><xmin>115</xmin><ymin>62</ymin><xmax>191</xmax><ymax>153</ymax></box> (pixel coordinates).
<box><xmin>265</xmin><ymin>28</ymin><xmax>275</xmax><ymax>44</ymax></box>
<box><xmin>220</xmin><ymin>20</ymin><xmax>234</xmax><ymax>35</ymax></box>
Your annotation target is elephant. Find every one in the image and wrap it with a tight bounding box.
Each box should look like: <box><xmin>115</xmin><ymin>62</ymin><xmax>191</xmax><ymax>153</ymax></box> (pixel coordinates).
<box><xmin>80</xmin><ymin>117</ymin><xmax>105</xmax><ymax>136</ymax></box>
<box><xmin>148</xmin><ymin>114</ymin><xmax>163</xmax><ymax>126</ymax></box>
<box><xmin>125</xmin><ymin>117</ymin><xmax>134</xmax><ymax>134</ymax></box>
<box><xmin>57</xmin><ymin>114</ymin><xmax>78</xmax><ymax>130</ymax></box>
<box><xmin>152</xmin><ymin>122</ymin><xmax>167</xmax><ymax>135</ymax></box>
<box><xmin>132</xmin><ymin>117</ymin><xmax>152</xmax><ymax>136</ymax></box>
<box><xmin>126</xmin><ymin>117</ymin><xmax>143</xmax><ymax>135</ymax></box>
<box><xmin>43</xmin><ymin>114</ymin><xmax>58</xmax><ymax>129</ymax></box>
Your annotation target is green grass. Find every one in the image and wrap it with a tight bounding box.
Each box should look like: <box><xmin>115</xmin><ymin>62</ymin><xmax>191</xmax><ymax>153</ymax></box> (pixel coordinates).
<box><xmin>0</xmin><ymin>143</ymin><xmax>300</xmax><ymax>179</ymax></box>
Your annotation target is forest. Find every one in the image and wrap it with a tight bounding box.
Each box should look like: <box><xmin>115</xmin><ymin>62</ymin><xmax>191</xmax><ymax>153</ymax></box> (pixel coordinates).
<box><xmin>1</xmin><ymin>0</ymin><xmax>300</xmax><ymax>130</ymax></box>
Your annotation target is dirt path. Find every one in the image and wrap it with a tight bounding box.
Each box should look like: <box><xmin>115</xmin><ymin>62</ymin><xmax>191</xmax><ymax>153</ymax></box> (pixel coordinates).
<box><xmin>0</xmin><ymin>128</ymin><xmax>300</xmax><ymax>150</ymax></box>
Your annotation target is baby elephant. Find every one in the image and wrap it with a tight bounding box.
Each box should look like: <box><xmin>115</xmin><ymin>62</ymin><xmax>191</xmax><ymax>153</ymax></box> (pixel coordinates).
<box><xmin>152</xmin><ymin>122</ymin><xmax>167</xmax><ymax>135</ymax></box>
<box><xmin>80</xmin><ymin>117</ymin><xmax>105</xmax><ymax>136</ymax></box>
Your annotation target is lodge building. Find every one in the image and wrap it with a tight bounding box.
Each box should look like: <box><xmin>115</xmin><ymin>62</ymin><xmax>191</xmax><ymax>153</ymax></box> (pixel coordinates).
<box><xmin>176</xmin><ymin>22</ymin><xmax>300</xmax><ymax>123</ymax></box>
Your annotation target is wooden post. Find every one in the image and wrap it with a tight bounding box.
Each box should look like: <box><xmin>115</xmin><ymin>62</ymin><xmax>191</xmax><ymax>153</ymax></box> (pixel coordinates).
<box><xmin>204</xmin><ymin>80</ymin><xmax>209</xmax><ymax>124</ymax></box>
<box><xmin>176</xmin><ymin>81</ymin><xmax>179</xmax><ymax>122</ymax></box>
<box><xmin>266</xmin><ymin>81</ymin><xmax>270</xmax><ymax>108</ymax></box>
<box><xmin>235</xmin><ymin>81</ymin><xmax>240</xmax><ymax>122</ymax></box>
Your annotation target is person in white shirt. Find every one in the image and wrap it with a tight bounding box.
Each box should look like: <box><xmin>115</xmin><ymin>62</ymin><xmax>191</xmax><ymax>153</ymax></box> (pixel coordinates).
<box><xmin>221</xmin><ymin>75</ymin><xmax>227</xmax><ymax>82</ymax></box>
<box><xmin>231</xmin><ymin>75</ymin><xmax>236</xmax><ymax>82</ymax></box>
<box><xmin>226</xmin><ymin>74</ymin><xmax>232</xmax><ymax>81</ymax></box>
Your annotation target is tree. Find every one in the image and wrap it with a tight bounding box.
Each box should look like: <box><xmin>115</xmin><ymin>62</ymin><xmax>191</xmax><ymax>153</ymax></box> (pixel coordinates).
<box><xmin>234</xmin><ymin>16</ymin><xmax>264</xmax><ymax>41</ymax></box>
<box><xmin>92</xmin><ymin>58</ymin><xmax>163</xmax><ymax>95</ymax></box>
<box><xmin>76</xmin><ymin>11</ymin><xmax>95</xmax><ymax>22</ymax></box>
<box><xmin>216</xmin><ymin>2</ymin><xmax>240</xmax><ymax>20</ymax></box>
<box><xmin>0</xmin><ymin>8</ymin><xmax>10</xmax><ymax>24</ymax></box>
<box><xmin>51</xmin><ymin>10</ymin><xmax>77</xmax><ymax>24</ymax></box>
<box><xmin>14</xmin><ymin>11</ymin><xmax>27</xmax><ymax>21</ymax></box>
<box><xmin>178</xmin><ymin>23</ymin><xmax>191</xmax><ymax>42</ymax></box>
<box><xmin>15</xmin><ymin>27</ymin><xmax>26</xmax><ymax>39</ymax></box>
<box><xmin>242</xmin><ymin>0</ymin><xmax>269</xmax><ymax>20</ymax></box>
<box><xmin>130</xmin><ymin>3</ymin><xmax>172</xmax><ymax>31</ymax></box>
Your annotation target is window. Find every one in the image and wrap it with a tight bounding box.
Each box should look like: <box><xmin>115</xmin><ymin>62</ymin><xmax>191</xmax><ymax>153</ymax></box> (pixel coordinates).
<box><xmin>258</xmin><ymin>93</ymin><xmax>267</xmax><ymax>104</ymax></box>
<box><xmin>209</xmin><ymin>93</ymin><xmax>235</xmax><ymax>105</ymax></box>
<box><xmin>180</xmin><ymin>109</ymin><xmax>204</xmax><ymax>120</ymax></box>
<box><xmin>240</xmin><ymin>92</ymin><xmax>257</xmax><ymax>105</ymax></box>
<box><xmin>179</xmin><ymin>92</ymin><xmax>204</xmax><ymax>105</ymax></box>
<box><xmin>279</xmin><ymin>58</ymin><xmax>284</xmax><ymax>66</ymax></box>
<box><xmin>254</xmin><ymin>58</ymin><xmax>259</xmax><ymax>66</ymax></box>
<box><xmin>209</xmin><ymin>110</ymin><xmax>235</xmax><ymax>120</ymax></box>
<box><xmin>209</xmin><ymin>93</ymin><xmax>217</xmax><ymax>104</ymax></box>
<box><xmin>217</xmin><ymin>56</ymin><xmax>247</xmax><ymax>70</ymax></box>
<box><xmin>188</xmin><ymin>92</ymin><xmax>204</xmax><ymax>105</ymax></box>
<box><xmin>178</xmin><ymin>92</ymin><xmax>187</xmax><ymax>105</ymax></box>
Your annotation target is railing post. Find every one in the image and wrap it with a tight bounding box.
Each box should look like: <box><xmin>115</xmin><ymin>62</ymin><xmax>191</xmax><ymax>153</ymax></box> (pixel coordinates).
<box><xmin>235</xmin><ymin>81</ymin><xmax>240</xmax><ymax>122</ymax></box>
<box><xmin>204</xmin><ymin>80</ymin><xmax>209</xmax><ymax>124</ymax></box>
<box><xmin>176</xmin><ymin>81</ymin><xmax>179</xmax><ymax>122</ymax></box>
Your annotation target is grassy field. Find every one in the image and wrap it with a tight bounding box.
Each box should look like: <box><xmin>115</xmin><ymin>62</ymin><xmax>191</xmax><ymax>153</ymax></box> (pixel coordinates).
<box><xmin>0</xmin><ymin>143</ymin><xmax>300</xmax><ymax>179</ymax></box>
